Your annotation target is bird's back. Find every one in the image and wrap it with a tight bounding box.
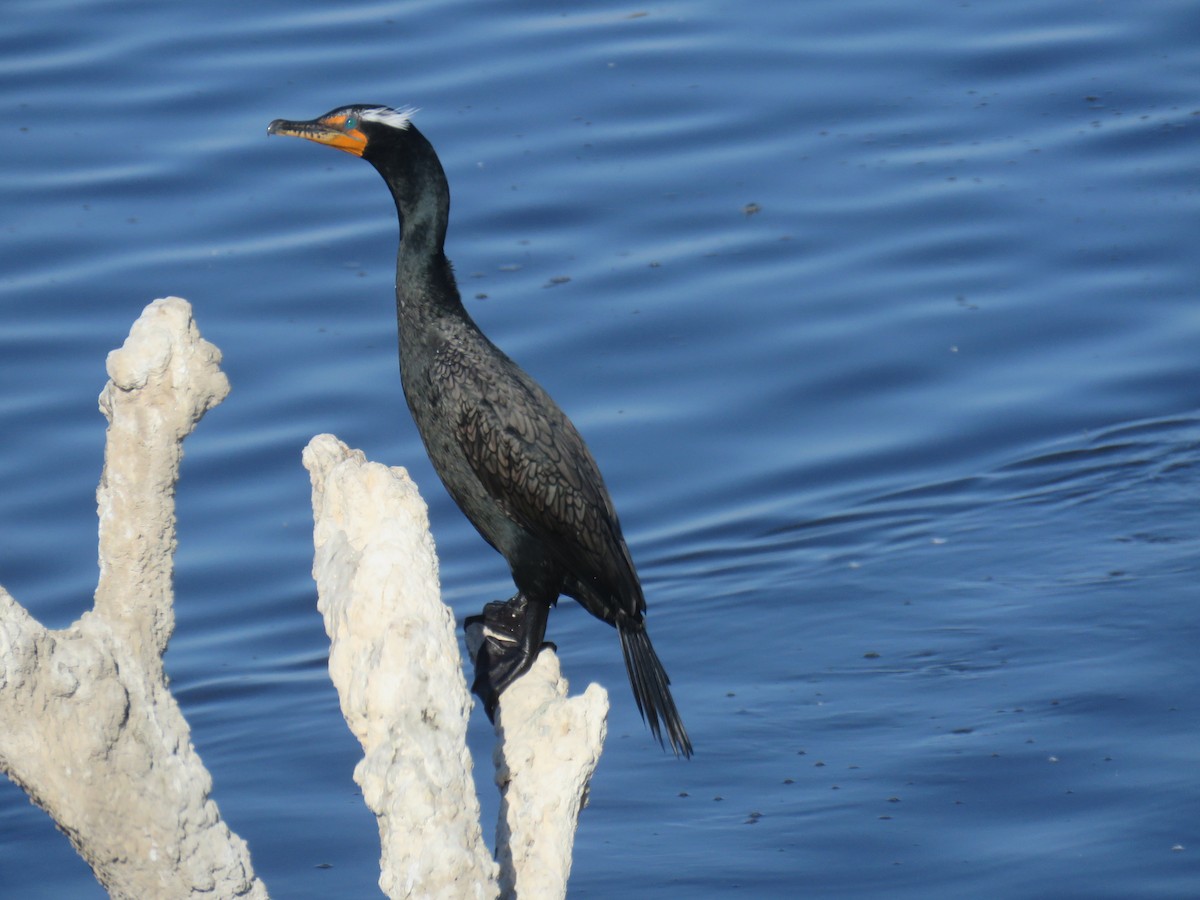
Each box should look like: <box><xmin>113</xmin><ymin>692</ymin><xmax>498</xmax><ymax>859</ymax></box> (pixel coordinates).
<box><xmin>399</xmin><ymin>287</ymin><xmax>644</xmax><ymax>626</ymax></box>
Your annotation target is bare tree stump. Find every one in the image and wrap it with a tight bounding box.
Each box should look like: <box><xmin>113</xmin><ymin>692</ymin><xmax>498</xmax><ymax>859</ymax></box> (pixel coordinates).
<box><xmin>304</xmin><ymin>435</ymin><xmax>608</xmax><ymax>900</ymax></box>
<box><xmin>0</xmin><ymin>297</ymin><xmax>266</xmax><ymax>900</ymax></box>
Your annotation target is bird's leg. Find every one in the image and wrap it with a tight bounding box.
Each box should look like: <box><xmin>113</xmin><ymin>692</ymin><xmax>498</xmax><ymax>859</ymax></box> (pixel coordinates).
<box><xmin>464</xmin><ymin>593</ymin><xmax>551</xmax><ymax>721</ymax></box>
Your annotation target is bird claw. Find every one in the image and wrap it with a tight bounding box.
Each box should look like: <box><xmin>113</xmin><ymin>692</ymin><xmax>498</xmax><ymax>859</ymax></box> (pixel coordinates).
<box><xmin>464</xmin><ymin>595</ymin><xmax>549</xmax><ymax>722</ymax></box>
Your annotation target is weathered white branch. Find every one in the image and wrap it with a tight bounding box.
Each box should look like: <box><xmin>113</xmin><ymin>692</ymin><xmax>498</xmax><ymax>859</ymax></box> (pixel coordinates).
<box><xmin>303</xmin><ymin>434</ymin><xmax>608</xmax><ymax>900</ymax></box>
<box><xmin>0</xmin><ymin>297</ymin><xmax>605</xmax><ymax>899</ymax></box>
<box><xmin>490</xmin><ymin>651</ymin><xmax>608</xmax><ymax>900</ymax></box>
<box><xmin>0</xmin><ymin>297</ymin><xmax>266</xmax><ymax>899</ymax></box>
<box><xmin>304</xmin><ymin>435</ymin><xmax>497</xmax><ymax>900</ymax></box>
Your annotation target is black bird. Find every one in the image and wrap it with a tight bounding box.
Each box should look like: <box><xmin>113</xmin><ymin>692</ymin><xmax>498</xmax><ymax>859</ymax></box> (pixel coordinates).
<box><xmin>269</xmin><ymin>105</ymin><xmax>691</xmax><ymax>757</ymax></box>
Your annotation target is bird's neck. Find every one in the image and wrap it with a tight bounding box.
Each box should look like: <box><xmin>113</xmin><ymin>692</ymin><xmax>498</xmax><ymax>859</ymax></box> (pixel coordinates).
<box><xmin>396</xmin><ymin>241</ymin><xmax>459</xmax><ymax>312</ymax></box>
<box><xmin>394</xmin><ymin>214</ymin><xmax>472</xmax><ymax>346</ymax></box>
<box><xmin>371</xmin><ymin>132</ymin><xmax>450</xmax><ymax>259</ymax></box>
<box><xmin>367</xmin><ymin>134</ymin><xmax>474</xmax><ymax>334</ymax></box>
<box><xmin>384</xmin><ymin>168</ymin><xmax>466</xmax><ymax>327</ymax></box>
<box><xmin>394</xmin><ymin>188</ymin><xmax>448</xmax><ymax>260</ymax></box>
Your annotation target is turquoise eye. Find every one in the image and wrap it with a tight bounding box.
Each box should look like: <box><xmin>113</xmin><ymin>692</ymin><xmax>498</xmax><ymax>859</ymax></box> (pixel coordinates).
<box><xmin>345</xmin><ymin>116</ymin><xmax>358</xmax><ymax>129</ymax></box>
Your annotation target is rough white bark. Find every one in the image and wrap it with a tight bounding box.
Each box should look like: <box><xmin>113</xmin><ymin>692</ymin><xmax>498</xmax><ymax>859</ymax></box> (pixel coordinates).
<box><xmin>489</xmin><ymin>652</ymin><xmax>608</xmax><ymax>900</ymax></box>
<box><xmin>0</xmin><ymin>297</ymin><xmax>267</xmax><ymax>899</ymax></box>
<box><xmin>0</xmin><ymin>297</ymin><xmax>606</xmax><ymax>900</ymax></box>
<box><xmin>304</xmin><ymin>434</ymin><xmax>608</xmax><ymax>900</ymax></box>
<box><xmin>304</xmin><ymin>435</ymin><xmax>497</xmax><ymax>900</ymax></box>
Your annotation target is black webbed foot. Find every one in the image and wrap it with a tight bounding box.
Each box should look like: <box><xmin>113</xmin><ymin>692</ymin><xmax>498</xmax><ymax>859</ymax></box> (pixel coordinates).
<box><xmin>464</xmin><ymin>594</ymin><xmax>550</xmax><ymax>721</ymax></box>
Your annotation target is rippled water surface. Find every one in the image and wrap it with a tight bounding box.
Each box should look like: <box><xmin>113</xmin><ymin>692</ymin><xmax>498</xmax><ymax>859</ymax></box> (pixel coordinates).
<box><xmin>2</xmin><ymin>1</ymin><xmax>1198</xmax><ymax>897</ymax></box>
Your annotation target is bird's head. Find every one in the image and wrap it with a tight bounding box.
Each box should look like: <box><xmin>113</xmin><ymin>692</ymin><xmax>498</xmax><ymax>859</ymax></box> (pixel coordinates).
<box><xmin>267</xmin><ymin>104</ymin><xmax>420</xmax><ymax>160</ymax></box>
<box><xmin>269</xmin><ymin>103</ymin><xmax>448</xmax><ymax>249</ymax></box>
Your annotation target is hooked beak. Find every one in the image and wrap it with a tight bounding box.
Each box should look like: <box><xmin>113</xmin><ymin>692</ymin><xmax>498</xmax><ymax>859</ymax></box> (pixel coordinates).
<box><xmin>267</xmin><ymin>115</ymin><xmax>368</xmax><ymax>157</ymax></box>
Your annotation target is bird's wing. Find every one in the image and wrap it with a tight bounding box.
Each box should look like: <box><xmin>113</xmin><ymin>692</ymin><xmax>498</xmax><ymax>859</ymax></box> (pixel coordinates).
<box><xmin>438</xmin><ymin>348</ymin><xmax>642</xmax><ymax>617</ymax></box>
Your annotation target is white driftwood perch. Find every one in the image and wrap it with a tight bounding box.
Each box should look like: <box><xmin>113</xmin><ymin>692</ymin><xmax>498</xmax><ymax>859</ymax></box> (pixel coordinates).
<box><xmin>0</xmin><ymin>297</ymin><xmax>607</xmax><ymax>900</ymax></box>
<box><xmin>304</xmin><ymin>434</ymin><xmax>608</xmax><ymax>900</ymax></box>
<box><xmin>489</xmin><ymin>649</ymin><xmax>608</xmax><ymax>900</ymax></box>
<box><xmin>0</xmin><ymin>297</ymin><xmax>266</xmax><ymax>899</ymax></box>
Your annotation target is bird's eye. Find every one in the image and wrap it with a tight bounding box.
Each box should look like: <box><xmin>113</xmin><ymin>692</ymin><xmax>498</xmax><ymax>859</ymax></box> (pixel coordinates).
<box><xmin>345</xmin><ymin>116</ymin><xmax>358</xmax><ymax>129</ymax></box>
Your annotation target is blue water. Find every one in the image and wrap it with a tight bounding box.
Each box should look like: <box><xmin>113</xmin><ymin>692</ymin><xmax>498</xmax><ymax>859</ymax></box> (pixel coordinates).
<box><xmin>2</xmin><ymin>0</ymin><xmax>1198</xmax><ymax>897</ymax></box>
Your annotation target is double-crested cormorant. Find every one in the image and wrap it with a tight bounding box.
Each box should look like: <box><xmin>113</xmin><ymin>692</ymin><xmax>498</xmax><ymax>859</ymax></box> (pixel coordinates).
<box><xmin>268</xmin><ymin>105</ymin><xmax>691</xmax><ymax>757</ymax></box>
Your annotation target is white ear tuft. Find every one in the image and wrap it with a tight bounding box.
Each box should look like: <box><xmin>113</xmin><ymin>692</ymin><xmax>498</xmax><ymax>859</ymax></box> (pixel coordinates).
<box><xmin>359</xmin><ymin>106</ymin><xmax>419</xmax><ymax>130</ymax></box>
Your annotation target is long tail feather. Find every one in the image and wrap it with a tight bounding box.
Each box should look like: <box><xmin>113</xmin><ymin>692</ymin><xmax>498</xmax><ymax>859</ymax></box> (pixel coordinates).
<box><xmin>618</xmin><ymin>623</ymin><xmax>693</xmax><ymax>758</ymax></box>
